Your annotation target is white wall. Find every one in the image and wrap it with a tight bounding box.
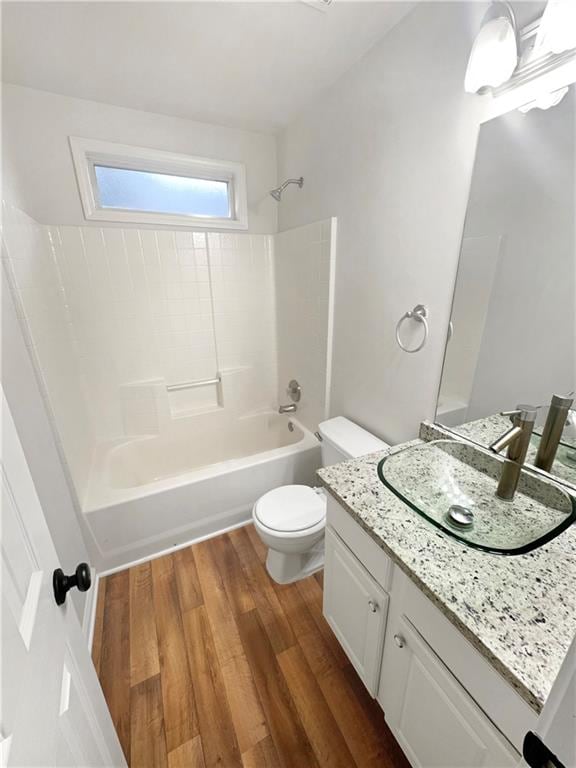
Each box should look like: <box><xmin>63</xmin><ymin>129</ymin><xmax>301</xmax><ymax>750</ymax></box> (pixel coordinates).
<box><xmin>2</xmin><ymin>84</ymin><xmax>278</xmax><ymax>233</ymax></box>
<box><xmin>275</xmin><ymin>219</ymin><xmax>335</xmax><ymax>432</ymax></box>
<box><xmin>277</xmin><ymin>2</ymin><xmax>485</xmax><ymax>444</ymax></box>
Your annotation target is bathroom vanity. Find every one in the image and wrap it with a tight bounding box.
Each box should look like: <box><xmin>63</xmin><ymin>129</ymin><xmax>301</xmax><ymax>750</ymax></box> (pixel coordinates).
<box><xmin>319</xmin><ymin>426</ymin><xmax>576</xmax><ymax>768</ymax></box>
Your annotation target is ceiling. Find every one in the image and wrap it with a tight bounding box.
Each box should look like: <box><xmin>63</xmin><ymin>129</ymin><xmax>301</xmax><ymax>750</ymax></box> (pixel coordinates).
<box><xmin>1</xmin><ymin>1</ymin><xmax>416</xmax><ymax>134</ymax></box>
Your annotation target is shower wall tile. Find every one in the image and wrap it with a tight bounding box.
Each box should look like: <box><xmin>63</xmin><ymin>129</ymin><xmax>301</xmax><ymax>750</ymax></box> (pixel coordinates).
<box><xmin>208</xmin><ymin>233</ymin><xmax>278</xmax><ymax>413</ymax></box>
<box><xmin>275</xmin><ymin>219</ymin><xmax>335</xmax><ymax>432</ymax></box>
<box><xmin>47</xmin><ymin>224</ymin><xmax>278</xmax><ymax>443</ymax></box>
<box><xmin>48</xmin><ymin>226</ymin><xmax>214</xmax><ymax>439</ymax></box>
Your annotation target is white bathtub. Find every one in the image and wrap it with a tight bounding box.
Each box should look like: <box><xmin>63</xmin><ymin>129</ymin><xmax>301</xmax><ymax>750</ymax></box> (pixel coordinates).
<box><xmin>83</xmin><ymin>412</ymin><xmax>321</xmax><ymax>569</ymax></box>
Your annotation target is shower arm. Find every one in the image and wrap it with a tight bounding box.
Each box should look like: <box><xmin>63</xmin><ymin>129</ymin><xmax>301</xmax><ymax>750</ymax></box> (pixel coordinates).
<box><xmin>279</xmin><ymin>177</ymin><xmax>303</xmax><ymax>192</ymax></box>
<box><xmin>270</xmin><ymin>177</ymin><xmax>304</xmax><ymax>200</ymax></box>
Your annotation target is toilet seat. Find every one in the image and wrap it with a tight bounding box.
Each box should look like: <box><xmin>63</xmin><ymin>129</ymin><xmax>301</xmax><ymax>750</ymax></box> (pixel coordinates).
<box><xmin>254</xmin><ymin>485</ymin><xmax>326</xmax><ymax>533</ymax></box>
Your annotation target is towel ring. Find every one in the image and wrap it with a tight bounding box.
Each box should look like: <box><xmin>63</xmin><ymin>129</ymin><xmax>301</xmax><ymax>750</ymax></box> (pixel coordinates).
<box><xmin>396</xmin><ymin>304</ymin><xmax>428</xmax><ymax>353</ymax></box>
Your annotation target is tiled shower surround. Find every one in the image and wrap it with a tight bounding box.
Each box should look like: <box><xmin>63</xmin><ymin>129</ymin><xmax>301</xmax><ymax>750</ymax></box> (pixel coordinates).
<box><xmin>49</xmin><ymin>225</ymin><xmax>277</xmax><ymax>440</ymax></box>
<box><xmin>2</xmin><ymin>202</ymin><xmax>333</xmax><ymax>507</ymax></box>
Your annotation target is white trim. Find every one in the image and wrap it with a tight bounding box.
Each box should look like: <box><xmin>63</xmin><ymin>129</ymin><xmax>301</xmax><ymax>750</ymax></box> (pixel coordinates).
<box><xmin>83</xmin><ymin>566</ymin><xmax>98</xmax><ymax>648</ymax></box>
<box><xmin>69</xmin><ymin>136</ymin><xmax>248</xmax><ymax>230</ymax></box>
<box><xmin>324</xmin><ymin>217</ymin><xmax>337</xmax><ymax>420</ymax></box>
<box><xmin>96</xmin><ymin>518</ymin><xmax>252</xmax><ymax>578</ymax></box>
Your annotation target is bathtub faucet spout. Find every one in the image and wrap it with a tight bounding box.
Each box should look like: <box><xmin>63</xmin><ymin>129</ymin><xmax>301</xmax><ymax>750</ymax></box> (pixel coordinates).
<box><xmin>279</xmin><ymin>403</ymin><xmax>297</xmax><ymax>414</ymax></box>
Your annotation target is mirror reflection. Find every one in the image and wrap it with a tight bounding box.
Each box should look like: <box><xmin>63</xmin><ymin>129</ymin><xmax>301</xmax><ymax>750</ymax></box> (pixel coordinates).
<box><xmin>436</xmin><ymin>86</ymin><xmax>576</xmax><ymax>487</ymax></box>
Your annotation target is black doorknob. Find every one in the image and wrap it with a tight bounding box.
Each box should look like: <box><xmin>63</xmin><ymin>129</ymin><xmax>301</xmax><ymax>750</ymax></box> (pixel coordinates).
<box><xmin>53</xmin><ymin>563</ymin><xmax>91</xmax><ymax>606</ymax></box>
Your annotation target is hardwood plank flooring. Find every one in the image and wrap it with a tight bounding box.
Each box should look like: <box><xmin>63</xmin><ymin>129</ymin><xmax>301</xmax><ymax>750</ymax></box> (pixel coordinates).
<box><xmin>168</xmin><ymin>737</ymin><xmax>206</xmax><ymax>768</ymax></box>
<box><xmin>237</xmin><ymin>609</ymin><xmax>319</xmax><ymax>768</ymax></box>
<box><xmin>129</xmin><ymin>676</ymin><xmax>167</xmax><ymax>768</ymax></box>
<box><xmin>94</xmin><ymin>525</ymin><xmax>410</xmax><ymax>768</ymax></box>
<box><xmin>99</xmin><ymin>570</ymin><xmax>131</xmax><ymax>761</ymax></box>
<box><xmin>129</xmin><ymin>562</ymin><xmax>160</xmax><ymax>686</ymax></box>
<box><xmin>277</xmin><ymin>644</ymin><xmax>354</xmax><ymax>768</ymax></box>
<box><xmin>150</xmin><ymin>554</ymin><xmax>199</xmax><ymax>752</ymax></box>
<box><xmin>240</xmin><ymin>736</ymin><xmax>281</xmax><ymax>768</ymax></box>
<box><xmin>182</xmin><ymin>605</ymin><xmax>242</xmax><ymax>768</ymax></box>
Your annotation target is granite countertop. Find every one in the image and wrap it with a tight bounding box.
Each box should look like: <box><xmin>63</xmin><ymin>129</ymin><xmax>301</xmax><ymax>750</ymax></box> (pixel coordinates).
<box><xmin>318</xmin><ymin>431</ymin><xmax>576</xmax><ymax>714</ymax></box>
<box><xmin>447</xmin><ymin>413</ymin><xmax>576</xmax><ymax>488</ymax></box>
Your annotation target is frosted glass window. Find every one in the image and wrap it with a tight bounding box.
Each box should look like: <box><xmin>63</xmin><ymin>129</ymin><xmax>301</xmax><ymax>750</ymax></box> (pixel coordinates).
<box><xmin>94</xmin><ymin>166</ymin><xmax>230</xmax><ymax>218</ymax></box>
<box><xmin>70</xmin><ymin>138</ymin><xmax>248</xmax><ymax>228</ymax></box>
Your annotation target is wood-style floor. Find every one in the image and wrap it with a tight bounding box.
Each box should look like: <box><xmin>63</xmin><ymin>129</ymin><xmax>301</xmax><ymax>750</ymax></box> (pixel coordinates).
<box><xmin>92</xmin><ymin>525</ymin><xmax>410</xmax><ymax>768</ymax></box>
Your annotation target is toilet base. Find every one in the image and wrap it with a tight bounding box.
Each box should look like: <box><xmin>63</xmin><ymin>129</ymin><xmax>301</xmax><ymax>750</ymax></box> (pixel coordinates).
<box><xmin>265</xmin><ymin>539</ymin><xmax>325</xmax><ymax>584</ymax></box>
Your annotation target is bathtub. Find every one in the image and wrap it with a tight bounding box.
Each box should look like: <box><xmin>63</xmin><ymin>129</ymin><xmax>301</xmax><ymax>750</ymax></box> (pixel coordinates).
<box><xmin>83</xmin><ymin>412</ymin><xmax>321</xmax><ymax>569</ymax></box>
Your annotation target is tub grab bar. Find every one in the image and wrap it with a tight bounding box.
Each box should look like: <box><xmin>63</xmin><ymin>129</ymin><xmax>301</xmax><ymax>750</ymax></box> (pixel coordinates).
<box><xmin>166</xmin><ymin>375</ymin><xmax>221</xmax><ymax>392</ymax></box>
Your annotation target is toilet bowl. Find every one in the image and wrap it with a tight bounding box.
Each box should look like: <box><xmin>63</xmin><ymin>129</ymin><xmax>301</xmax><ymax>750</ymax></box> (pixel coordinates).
<box><xmin>253</xmin><ymin>485</ymin><xmax>327</xmax><ymax>584</ymax></box>
<box><xmin>252</xmin><ymin>417</ymin><xmax>389</xmax><ymax>584</ymax></box>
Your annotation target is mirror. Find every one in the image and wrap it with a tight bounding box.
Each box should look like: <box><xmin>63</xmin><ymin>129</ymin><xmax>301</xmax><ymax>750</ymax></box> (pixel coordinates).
<box><xmin>436</xmin><ymin>85</ymin><xmax>576</xmax><ymax>488</ymax></box>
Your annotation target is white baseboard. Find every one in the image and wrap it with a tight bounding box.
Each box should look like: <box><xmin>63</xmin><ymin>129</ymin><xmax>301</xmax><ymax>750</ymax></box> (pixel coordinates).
<box><xmin>83</xmin><ymin>519</ymin><xmax>255</xmax><ymax>649</ymax></box>
<box><xmin>97</xmin><ymin>518</ymin><xmax>252</xmax><ymax>578</ymax></box>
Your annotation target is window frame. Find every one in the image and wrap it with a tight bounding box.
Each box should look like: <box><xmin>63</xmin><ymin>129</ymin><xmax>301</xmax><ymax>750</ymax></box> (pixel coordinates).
<box><xmin>69</xmin><ymin>137</ymin><xmax>248</xmax><ymax>230</ymax></box>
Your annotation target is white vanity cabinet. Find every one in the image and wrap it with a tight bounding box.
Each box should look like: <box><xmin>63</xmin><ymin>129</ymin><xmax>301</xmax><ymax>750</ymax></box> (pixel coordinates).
<box><xmin>323</xmin><ymin>527</ymin><xmax>389</xmax><ymax>695</ymax></box>
<box><xmin>381</xmin><ymin>615</ymin><xmax>518</xmax><ymax>768</ymax></box>
<box><xmin>323</xmin><ymin>496</ymin><xmax>535</xmax><ymax>768</ymax></box>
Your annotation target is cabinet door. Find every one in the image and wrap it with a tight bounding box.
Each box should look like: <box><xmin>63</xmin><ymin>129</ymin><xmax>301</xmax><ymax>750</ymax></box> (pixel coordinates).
<box><xmin>323</xmin><ymin>527</ymin><xmax>388</xmax><ymax>695</ymax></box>
<box><xmin>382</xmin><ymin>617</ymin><xmax>519</xmax><ymax>768</ymax></box>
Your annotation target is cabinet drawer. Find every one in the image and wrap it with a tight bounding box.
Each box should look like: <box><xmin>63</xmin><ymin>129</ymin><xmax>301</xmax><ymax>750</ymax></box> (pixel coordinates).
<box><xmin>323</xmin><ymin>527</ymin><xmax>389</xmax><ymax>695</ymax></box>
<box><xmin>382</xmin><ymin>617</ymin><xmax>519</xmax><ymax>768</ymax></box>
<box><xmin>326</xmin><ymin>495</ymin><xmax>393</xmax><ymax>590</ymax></box>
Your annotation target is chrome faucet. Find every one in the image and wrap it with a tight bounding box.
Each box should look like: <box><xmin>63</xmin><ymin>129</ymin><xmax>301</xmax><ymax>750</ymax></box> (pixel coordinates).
<box><xmin>279</xmin><ymin>379</ymin><xmax>301</xmax><ymax>414</ymax></box>
<box><xmin>534</xmin><ymin>393</ymin><xmax>574</xmax><ymax>472</ymax></box>
<box><xmin>489</xmin><ymin>406</ymin><xmax>537</xmax><ymax>500</ymax></box>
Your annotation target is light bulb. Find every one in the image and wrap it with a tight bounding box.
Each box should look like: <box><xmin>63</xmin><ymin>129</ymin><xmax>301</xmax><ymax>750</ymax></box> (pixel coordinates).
<box><xmin>465</xmin><ymin>6</ymin><xmax>518</xmax><ymax>94</ymax></box>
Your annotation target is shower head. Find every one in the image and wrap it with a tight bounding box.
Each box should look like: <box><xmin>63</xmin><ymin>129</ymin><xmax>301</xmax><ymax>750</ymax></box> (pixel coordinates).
<box><xmin>270</xmin><ymin>177</ymin><xmax>304</xmax><ymax>201</ymax></box>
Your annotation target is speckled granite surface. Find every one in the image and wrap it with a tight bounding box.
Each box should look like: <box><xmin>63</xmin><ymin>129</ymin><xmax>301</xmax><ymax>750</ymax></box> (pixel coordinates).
<box><xmin>318</xmin><ymin>437</ymin><xmax>576</xmax><ymax>713</ymax></box>
<box><xmin>438</xmin><ymin>413</ymin><xmax>576</xmax><ymax>488</ymax></box>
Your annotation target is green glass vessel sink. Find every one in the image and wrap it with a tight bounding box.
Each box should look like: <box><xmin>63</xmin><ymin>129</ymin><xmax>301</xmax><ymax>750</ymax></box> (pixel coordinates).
<box><xmin>377</xmin><ymin>440</ymin><xmax>576</xmax><ymax>555</ymax></box>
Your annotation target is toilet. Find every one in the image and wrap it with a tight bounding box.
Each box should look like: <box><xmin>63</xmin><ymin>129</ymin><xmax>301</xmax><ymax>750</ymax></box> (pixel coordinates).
<box><xmin>252</xmin><ymin>416</ymin><xmax>389</xmax><ymax>584</ymax></box>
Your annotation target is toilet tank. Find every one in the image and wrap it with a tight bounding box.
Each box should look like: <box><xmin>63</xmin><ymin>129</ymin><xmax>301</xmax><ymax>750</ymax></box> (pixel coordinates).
<box><xmin>317</xmin><ymin>416</ymin><xmax>389</xmax><ymax>466</ymax></box>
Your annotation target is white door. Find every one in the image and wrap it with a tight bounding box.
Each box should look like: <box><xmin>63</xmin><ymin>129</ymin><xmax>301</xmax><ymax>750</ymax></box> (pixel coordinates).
<box><xmin>1</xmin><ymin>389</ymin><xmax>126</xmax><ymax>767</ymax></box>
<box><xmin>383</xmin><ymin>616</ymin><xmax>518</xmax><ymax>768</ymax></box>
<box><xmin>518</xmin><ymin>634</ymin><xmax>575</xmax><ymax>768</ymax></box>
<box><xmin>323</xmin><ymin>526</ymin><xmax>389</xmax><ymax>695</ymax></box>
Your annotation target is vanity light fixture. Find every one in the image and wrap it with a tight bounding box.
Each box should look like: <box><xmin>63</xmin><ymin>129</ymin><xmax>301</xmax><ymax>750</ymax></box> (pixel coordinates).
<box><xmin>518</xmin><ymin>85</ymin><xmax>569</xmax><ymax>113</ymax></box>
<box><xmin>464</xmin><ymin>1</ymin><xmax>519</xmax><ymax>94</ymax></box>
<box><xmin>300</xmin><ymin>0</ymin><xmax>332</xmax><ymax>12</ymax></box>
<box><xmin>534</xmin><ymin>0</ymin><xmax>576</xmax><ymax>56</ymax></box>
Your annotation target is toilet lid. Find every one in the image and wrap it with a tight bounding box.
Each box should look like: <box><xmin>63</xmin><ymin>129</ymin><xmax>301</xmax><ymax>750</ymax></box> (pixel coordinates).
<box><xmin>254</xmin><ymin>485</ymin><xmax>326</xmax><ymax>532</ymax></box>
